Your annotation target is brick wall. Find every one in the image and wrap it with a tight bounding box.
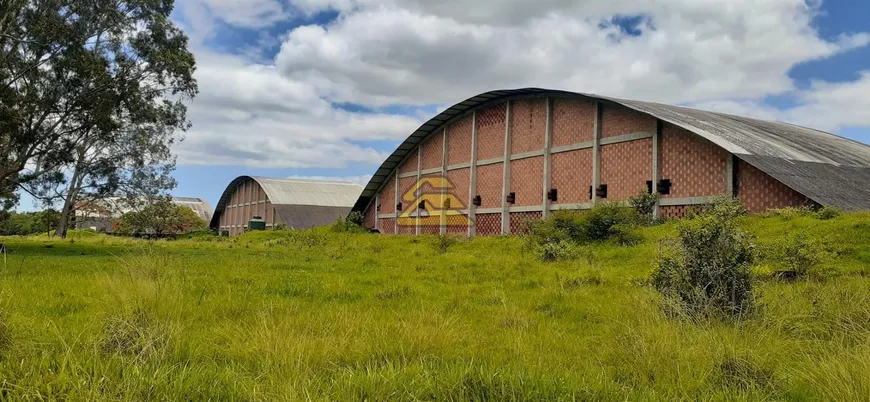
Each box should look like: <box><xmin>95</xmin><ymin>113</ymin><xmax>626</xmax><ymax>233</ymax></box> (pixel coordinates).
<box><xmin>510</xmin><ymin>99</ymin><xmax>546</xmax><ymax>154</ymax></box>
<box><xmin>510</xmin><ymin>212</ymin><xmax>542</xmax><ymax>234</ymax></box>
<box><xmin>399</xmin><ymin>150</ymin><xmax>418</xmax><ymax>175</ymax></box>
<box><xmin>510</xmin><ymin>157</ymin><xmax>543</xmax><ymax>206</ymax></box>
<box><xmin>660</xmin><ymin>123</ymin><xmax>729</xmax><ymax>198</ymax></box>
<box><xmin>600</xmin><ymin>105</ymin><xmax>655</xmax><ymax>138</ymax></box>
<box><xmin>552</xmin><ymin>99</ymin><xmax>595</xmax><ymax>147</ymax></box>
<box><xmin>364</xmin><ymin>201</ymin><xmax>376</xmax><ymax>229</ymax></box>
<box><xmin>600</xmin><ymin>139</ymin><xmax>652</xmax><ymax>201</ymax></box>
<box><xmin>448</xmin><ymin>115</ymin><xmax>473</xmax><ymax>166</ymax></box>
<box><xmin>478</xmin><ymin>105</ymin><xmax>506</xmax><ymax>160</ymax></box>
<box><xmin>397</xmin><ymin>176</ymin><xmax>417</xmax><ymax>234</ymax></box>
<box><xmin>737</xmin><ymin>160</ymin><xmax>813</xmax><ymax>212</ymax></box>
<box><xmin>380</xmin><ymin>218</ymin><xmax>395</xmax><ymax>235</ymax></box>
<box><xmin>551</xmin><ymin>149</ymin><xmax>592</xmax><ymax>204</ymax></box>
<box><xmin>476</xmin><ymin>213</ymin><xmax>501</xmax><ymax>236</ymax></box>
<box><xmin>475</xmin><ymin>163</ymin><xmax>503</xmax><ymax>208</ymax></box>
<box><xmin>421</xmin><ymin>131</ymin><xmax>443</xmax><ymax>170</ymax></box>
<box><xmin>446</xmin><ymin>168</ymin><xmax>470</xmax><ymax>207</ymax></box>
<box><xmin>380</xmin><ymin>176</ymin><xmax>396</xmax><ymax>214</ymax></box>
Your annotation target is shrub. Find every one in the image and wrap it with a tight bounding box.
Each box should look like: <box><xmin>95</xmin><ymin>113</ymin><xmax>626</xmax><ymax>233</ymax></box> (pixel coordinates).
<box><xmin>816</xmin><ymin>206</ymin><xmax>842</xmax><ymax>220</ymax></box>
<box><xmin>330</xmin><ymin>213</ymin><xmax>368</xmax><ymax>233</ymax></box>
<box><xmin>434</xmin><ymin>235</ymin><xmax>459</xmax><ymax>254</ymax></box>
<box><xmin>628</xmin><ymin>191</ymin><xmax>659</xmax><ymax>223</ymax></box>
<box><xmin>652</xmin><ymin>199</ymin><xmax>756</xmax><ymax>319</ymax></box>
<box><xmin>772</xmin><ymin>233</ymin><xmax>829</xmax><ymax>279</ymax></box>
<box><xmin>761</xmin><ymin>206</ymin><xmax>813</xmax><ymax>220</ymax></box>
<box><xmin>538</xmin><ymin>239</ymin><xmax>576</xmax><ymax>262</ymax></box>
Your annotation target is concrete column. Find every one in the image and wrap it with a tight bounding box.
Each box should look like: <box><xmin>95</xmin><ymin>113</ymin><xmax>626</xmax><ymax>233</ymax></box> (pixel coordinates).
<box><xmin>591</xmin><ymin>102</ymin><xmax>602</xmax><ymax>204</ymax></box>
<box><xmin>501</xmin><ymin>101</ymin><xmax>512</xmax><ymax>234</ymax></box>
<box><xmin>394</xmin><ymin>172</ymin><xmax>399</xmax><ymax>234</ymax></box>
<box><xmin>542</xmin><ymin>98</ymin><xmax>553</xmax><ymax>219</ymax></box>
<box><xmin>374</xmin><ymin>194</ymin><xmax>380</xmax><ymax>231</ymax></box>
<box><xmin>468</xmin><ymin>111</ymin><xmax>479</xmax><ymax>237</ymax></box>
<box><xmin>652</xmin><ymin>119</ymin><xmax>662</xmax><ymax>218</ymax></box>
<box><xmin>440</xmin><ymin>127</ymin><xmax>448</xmax><ymax>235</ymax></box>
<box><xmin>416</xmin><ymin>146</ymin><xmax>422</xmax><ymax>235</ymax></box>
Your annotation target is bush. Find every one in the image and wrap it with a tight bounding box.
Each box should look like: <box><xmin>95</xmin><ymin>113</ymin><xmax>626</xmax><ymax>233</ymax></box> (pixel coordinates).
<box><xmin>628</xmin><ymin>191</ymin><xmax>659</xmax><ymax>223</ymax></box>
<box><xmin>761</xmin><ymin>206</ymin><xmax>814</xmax><ymax>220</ymax></box>
<box><xmin>330</xmin><ymin>213</ymin><xmax>368</xmax><ymax>233</ymax></box>
<box><xmin>525</xmin><ymin>204</ymin><xmax>639</xmax><ymax>261</ymax></box>
<box><xmin>816</xmin><ymin>206</ymin><xmax>842</xmax><ymax>220</ymax></box>
<box><xmin>652</xmin><ymin>198</ymin><xmax>756</xmax><ymax>319</ymax></box>
<box><xmin>538</xmin><ymin>239</ymin><xmax>576</xmax><ymax>261</ymax></box>
<box><xmin>771</xmin><ymin>233</ymin><xmax>830</xmax><ymax>279</ymax></box>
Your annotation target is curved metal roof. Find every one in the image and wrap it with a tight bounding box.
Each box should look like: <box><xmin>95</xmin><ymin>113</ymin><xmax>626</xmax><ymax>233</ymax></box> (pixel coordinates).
<box><xmin>353</xmin><ymin>88</ymin><xmax>870</xmax><ymax>212</ymax></box>
<box><xmin>211</xmin><ymin>176</ymin><xmax>364</xmax><ymax>228</ymax></box>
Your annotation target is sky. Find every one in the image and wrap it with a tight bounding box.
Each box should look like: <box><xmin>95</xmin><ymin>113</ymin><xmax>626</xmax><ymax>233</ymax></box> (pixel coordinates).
<box><xmin>15</xmin><ymin>0</ymin><xmax>870</xmax><ymax>213</ymax></box>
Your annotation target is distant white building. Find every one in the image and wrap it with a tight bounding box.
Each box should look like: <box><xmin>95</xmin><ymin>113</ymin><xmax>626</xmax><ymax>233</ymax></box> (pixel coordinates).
<box><xmin>74</xmin><ymin>197</ymin><xmax>213</xmax><ymax>232</ymax></box>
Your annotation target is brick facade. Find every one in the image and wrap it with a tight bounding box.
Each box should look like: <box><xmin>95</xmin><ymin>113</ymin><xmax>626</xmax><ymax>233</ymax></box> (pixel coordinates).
<box><xmin>737</xmin><ymin>160</ymin><xmax>813</xmax><ymax>212</ymax></box>
<box><xmin>660</xmin><ymin>123</ymin><xmax>729</xmax><ymax>198</ymax></box>
<box><xmin>551</xmin><ymin>149</ymin><xmax>592</xmax><ymax>204</ymax></box>
<box><xmin>600</xmin><ymin>105</ymin><xmax>655</xmax><ymax>139</ymax></box>
<box><xmin>475</xmin><ymin>163</ymin><xmax>504</xmax><ymax>209</ymax></box>
<box><xmin>448</xmin><ymin>115</ymin><xmax>474</xmax><ymax>166</ymax></box>
<box><xmin>510</xmin><ymin>99</ymin><xmax>546</xmax><ymax>154</ymax></box>
<box><xmin>478</xmin><ymin>105</ymin><xmax>506</xmax><ymax>160</ymax></box>
<box><xmin>510</xmin><ymin>157</ymin><xmax>544</xmax><ymax>206</ymax></box>
<box><xmin>553</xmin><ymin>98</ymin><xmax>595</xmax><ymax>147</ymax></box>
<box><xmin>600</xmin><ymin>139</ymin><xmax>652</xmax><ymax>201</ymax></box>
<box><xmin>371</xmin><ymin>97</ymin><xmax>815</xmax><ymax>236</ymax></box>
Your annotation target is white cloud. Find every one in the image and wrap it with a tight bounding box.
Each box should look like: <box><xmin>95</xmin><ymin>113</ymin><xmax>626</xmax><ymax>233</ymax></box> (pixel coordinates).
<box><xmin>172</xmin><ymin>0</ymin><xmax>870</xmax><ymax>170</ymax></box>
<box><xmin>174</xmin><ymin>51</ymin><xmax>422</xmax><ymax>169</ymax></box>
<box><xmin>275</xmin><ymin>0</ymin><xmax>867</xmax><ymax>107</ymax></box>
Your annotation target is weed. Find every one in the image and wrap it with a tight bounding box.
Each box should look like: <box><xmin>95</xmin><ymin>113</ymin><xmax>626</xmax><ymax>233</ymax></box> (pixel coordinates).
<box><xmin>816</xmin><ymin>206</ymin><xmax>842</xmax><ymax>220</ymax></box>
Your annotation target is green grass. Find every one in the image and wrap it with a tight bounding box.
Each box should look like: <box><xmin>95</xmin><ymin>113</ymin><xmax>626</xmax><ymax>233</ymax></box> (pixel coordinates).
<box><xmin>0</xmin><ymin>214</ymin><xmax>869</xmax><ymax>400</ymax></box>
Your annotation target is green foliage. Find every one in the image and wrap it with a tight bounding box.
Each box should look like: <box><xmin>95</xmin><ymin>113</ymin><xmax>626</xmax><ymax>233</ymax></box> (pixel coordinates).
<box><xmin>628</xmin><ymin>190</ymin><xmax>660</xmax><ymax>223</ymax></box>
<box><xmin>330</xmin><ymin>212</ymin><xmax>368</xmax><ymax>233</ymax></box>
<box><xmin>770</xmin><ymin>233</ymin><xmax>831</xmax><ymax>278</ymax></box>
<box><xmin>816</xmin><ymin>206</ymin><xmax>843</xmax><ymax>220</ymax></box>
<box><xmin>1</xmin><ymin>0</ymin><xmax>197</xmax><ymax>209</ymax></box>
<box><xmin>653</xmin><ymin>199</ymin><xmax>756</xmax><ymax>319</ymax></box>
<box><xmin>761</xmin><ymin>206</ymin><xmax>814</xmax><ymax>220</ymax></box>
<box><xmin>434</xmin><ymin>234</ymin><xmax>459</xmax><ymax>254</ymax></box>
<box><xmin>0</xmin><ymin>209</ymin><xmax>60</xmax><ymax>236</ymax></box>
<box><xmin>117</xmin><ymin>200</ymin><xmax>207</xmax><ymax>236</ymax></box>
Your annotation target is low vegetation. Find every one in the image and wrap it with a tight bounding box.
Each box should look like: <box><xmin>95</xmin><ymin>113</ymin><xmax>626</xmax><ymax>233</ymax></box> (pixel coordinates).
<box><xmin>0</xmin><ymin>207</ymin><xmax>869</xmax><ymax>400</ymax></box>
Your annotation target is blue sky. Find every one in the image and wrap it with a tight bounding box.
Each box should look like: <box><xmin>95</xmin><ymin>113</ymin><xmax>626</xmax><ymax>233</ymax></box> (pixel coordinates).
<box><xmin>15</xmin><ymin>0</ymin><xmax>870</xmax><ymax>213</ymax></box>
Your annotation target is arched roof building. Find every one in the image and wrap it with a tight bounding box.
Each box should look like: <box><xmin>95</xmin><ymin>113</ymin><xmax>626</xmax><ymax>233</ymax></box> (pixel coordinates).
<box><xmin>353</xmin><ymin>88</ymin><xmax>870</xmax><ymax>236</ymax></box>
<box><xmin>211</xmin><ymin>176</ymin><xmax>364</xmax><ymax>236</ymax></box>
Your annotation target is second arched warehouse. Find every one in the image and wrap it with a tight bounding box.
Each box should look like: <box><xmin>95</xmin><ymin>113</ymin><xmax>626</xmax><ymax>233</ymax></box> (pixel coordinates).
<box><xmin>352</xmin><ymin>88</ymin><xmax>870</xmax><ymax>236</ymax></box>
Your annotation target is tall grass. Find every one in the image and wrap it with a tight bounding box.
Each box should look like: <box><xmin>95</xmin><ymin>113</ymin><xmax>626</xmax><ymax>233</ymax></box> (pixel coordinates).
<box><xmin>0</xmin><ymin>213</ymin><xmax>868</xmax><ymax>400</ymax></box>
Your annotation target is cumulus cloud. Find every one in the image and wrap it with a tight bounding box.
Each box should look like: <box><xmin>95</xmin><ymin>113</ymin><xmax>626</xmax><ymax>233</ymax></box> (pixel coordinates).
<box><xmin>172</xmin><ymin>0</ymin><xmax>870</xmax><ymax>170</ymax></box>
<box><xmin>276</xmin><ymin>0</ymin><xmax>867</xmax><ymax>107</ymax></box>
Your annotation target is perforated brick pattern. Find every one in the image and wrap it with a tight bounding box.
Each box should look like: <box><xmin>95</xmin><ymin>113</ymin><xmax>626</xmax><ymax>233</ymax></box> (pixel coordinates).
<box><xmin>475</xmin><ymin>163</ymin><xmax>504</xmax><ymax>209</ymax></box>
<box><xmin>660</xmin><ymin>123</ymin><xmax>729</xmax><ymax>198</ymax></box>
<box><xmin>448</xmin><ymin>115</ymin><xmax>473</xmax><ymax>166</ymax></box>
<box><xmin>601</xmin><ymin>139</ymin><xmax>652</xmax><ymax>201</ymax></box>
<box><xmin>478</xmin><ymin>105</ymin><xmax>507</xmax><ymax>160</ymax></box>
<box><xmin>476</xmin><ymin>213</ymin><xmax>501</xmax><ymax>236</ymax></box>
<box><xmin>446</xmin><ymin>168</ymin><xmax>470</xmax><ymax>207</ymax></box>
<box><xmin>509</xmin><ymin>157</ymin><xmax>544</xmax><ymax>206</ymax></box>
<box><xmin>364</xmin><ymin>201</ymin><xmax>376</xmax><ymax>229</ymax></box>
<box><xmin>552</xmin><ymin>98</ymin><xmax>595</xmax><ymax>147</ymax></box>
<box><xmin>421</xmin><ymin>131</ymin><xmax>444</xmax><ymax>170</ymax></box>
<box><xmin>510</xmin><ymin>99</ymin><xmax>546</xmax><ymax>154</ymax></box>
<box><xmin>551</xmin><ymin>149</ymin><xmax>593</xmax><ymax>204</ymax></box>
<box><xmin>380</xmin><ymin>218</ymin><xmax>395</xmax><ymax>235</ymax></box>
<box><xmin>399</xmin><ymin>150</ymin><xmax>418</xmax><ymax>175</ymax></box>
<box><xmin>510</xmin><ymin>211</ymin><xmax>542</xmax><ymax>234</ymax></box>
<box><xmin>737</xmin><ymin>160</ymin><xmax>813</xmax><ymax>212</ymax></box>
<box><xmin>380</xmin><ymin>176</ymin><xmax>396</xmax><ymax>214</ymax></box>
<box><xmin>600</xmin><ymin>105</ymin><xmax>656</xmax><ymax>138</ymax></box>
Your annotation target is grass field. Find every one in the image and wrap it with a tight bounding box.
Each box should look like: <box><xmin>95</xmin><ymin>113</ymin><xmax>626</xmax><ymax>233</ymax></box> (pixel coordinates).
<box><xmin>1</xmin><ymin>213</ymin><xmax>869</xmax><ymax>400</ymax></box>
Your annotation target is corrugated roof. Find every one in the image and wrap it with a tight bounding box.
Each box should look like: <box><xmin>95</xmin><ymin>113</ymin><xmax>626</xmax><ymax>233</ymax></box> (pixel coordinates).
<box><xmin>353</xmin><ymin>88</ymin><xmax>870</xmax><ymax>212</ymax></box>
<box><xmin>210</xmin><ymin>176</ymin><xmax>363</xmax><ymax>228</ymax></box>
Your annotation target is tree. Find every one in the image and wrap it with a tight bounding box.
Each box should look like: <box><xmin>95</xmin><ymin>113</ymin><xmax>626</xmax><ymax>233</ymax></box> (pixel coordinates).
<box><xmin>1</xmin><ymin>0</ymin><xmax>197</xmax><ymax>234</ymax></box>
<box><xmin>117</xmin><ymin>199</ymin><xmax>207</xmax><ymax>237</ymax></box>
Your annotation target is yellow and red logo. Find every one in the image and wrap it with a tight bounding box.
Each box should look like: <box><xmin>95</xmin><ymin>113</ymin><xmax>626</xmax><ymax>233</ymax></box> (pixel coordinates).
<box><xmin>397</xmin><ymin>177</ymin><xmax>470</xmax><ymax>227</ymax></box>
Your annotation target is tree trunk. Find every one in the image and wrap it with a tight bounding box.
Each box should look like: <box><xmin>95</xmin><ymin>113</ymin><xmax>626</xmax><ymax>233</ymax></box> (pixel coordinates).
<box><xmin>55</xmin><ymin>151</ymin><xmax>87</xmax><ymax>238</ymax></box>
